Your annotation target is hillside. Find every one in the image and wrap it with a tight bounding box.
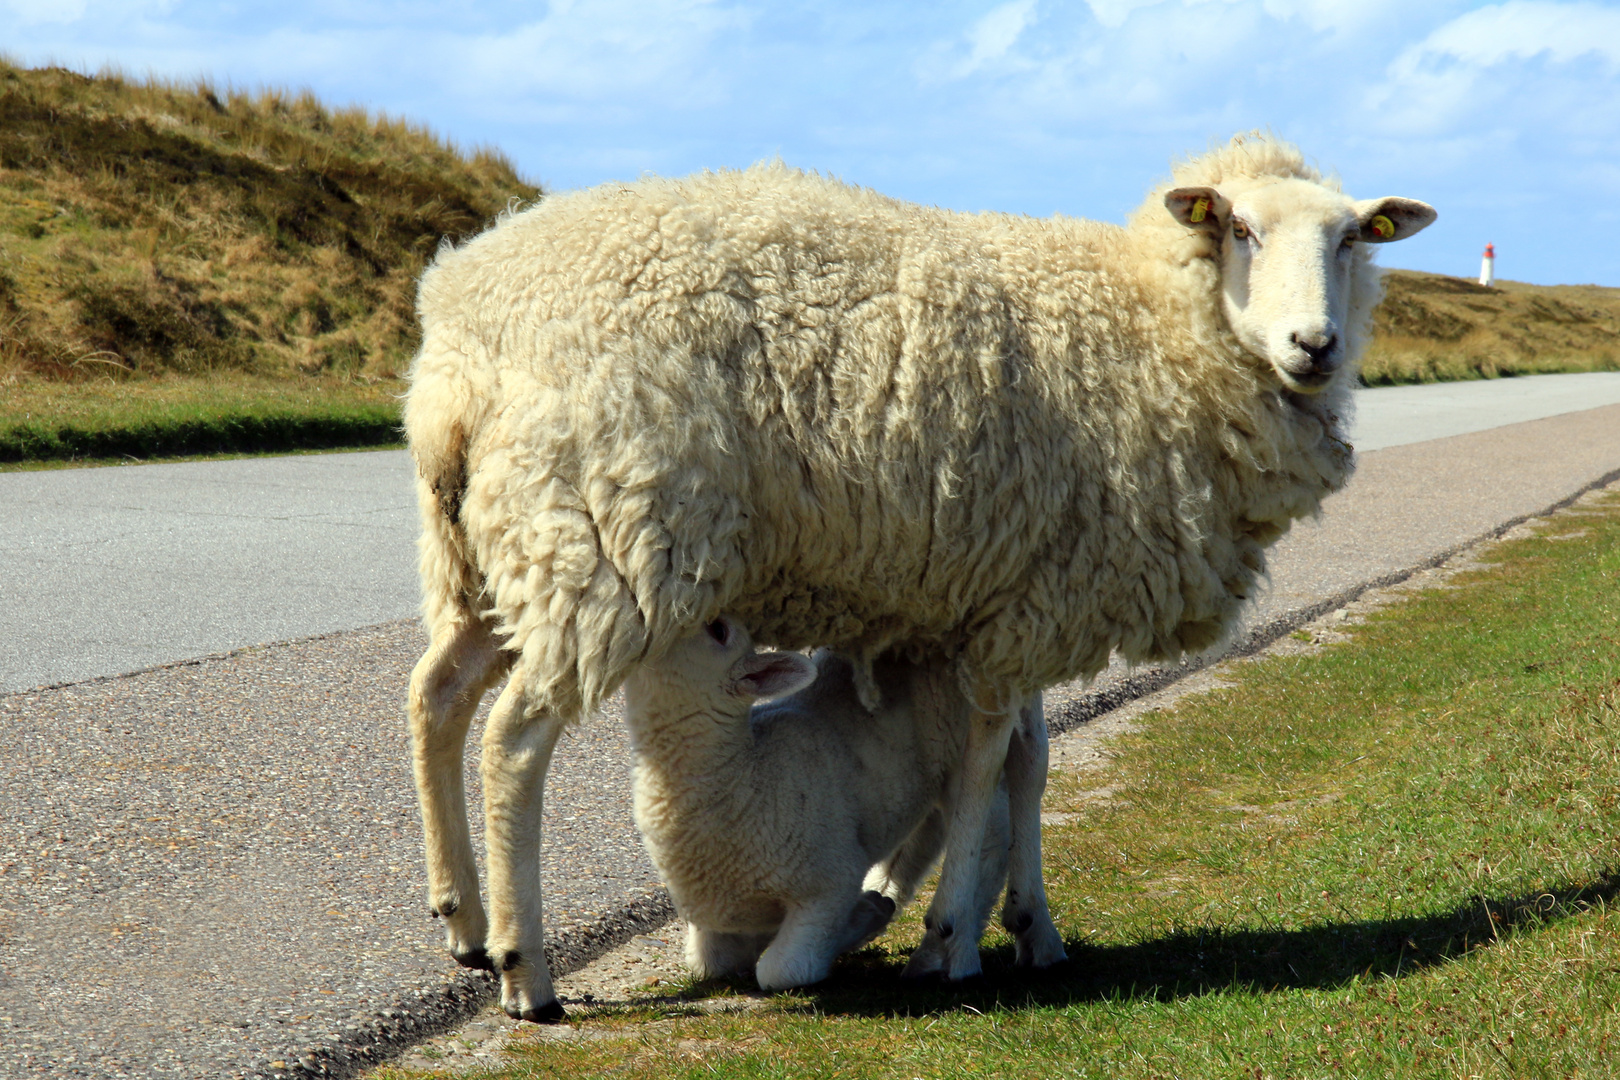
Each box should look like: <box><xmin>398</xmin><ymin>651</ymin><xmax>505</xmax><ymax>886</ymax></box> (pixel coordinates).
<box><xmin>1364</xmin><ymin>269</ymin><xmax>1620</xmax><ymax>384</ymax></box>
<box><xmin>0</xmin><ymin>61</ymin><xmax>538</xmax><ymax>384</ymax></box>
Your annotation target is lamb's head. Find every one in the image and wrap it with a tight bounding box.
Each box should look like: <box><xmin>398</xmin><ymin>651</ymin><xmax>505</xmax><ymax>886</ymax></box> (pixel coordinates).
<box><xmin>1165</xmin><ymin>176</ymin><xmax>1435</xmax><ymax>393</ymax></box>
<box><xmin>628</xmin><ymin>615</ymin><xmax>818</xmax><ymax>724</ymax></box>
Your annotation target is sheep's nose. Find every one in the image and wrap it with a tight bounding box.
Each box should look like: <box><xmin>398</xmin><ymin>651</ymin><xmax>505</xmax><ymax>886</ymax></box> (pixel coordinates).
<box><xmin>1290</xmin><ymin>332</ymin><xmax>1339</xmax><ymax>370</ymax></box>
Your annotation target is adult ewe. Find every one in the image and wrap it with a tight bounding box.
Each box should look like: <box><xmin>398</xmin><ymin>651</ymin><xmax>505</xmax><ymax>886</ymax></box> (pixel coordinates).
<box><xmin>405</xmin><ymin>132</ymin><xmax>1435</xmax><ymax>1021</ymax></box>
<box><xmin>624</xmin><ymin>615</ymin><xmax>1033</xmax><ymax>991</ymax></box>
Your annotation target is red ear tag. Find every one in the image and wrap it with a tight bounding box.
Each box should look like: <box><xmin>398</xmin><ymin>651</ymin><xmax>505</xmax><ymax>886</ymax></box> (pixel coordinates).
<box><xmin>1189</xmin><ymin>197</ymin><xmax>1211</xmax><ymax>224</ymax></box>
<box><xmin>1371</xmin><ymin>214</ymin><xmax>1395</xmax><ymax>239</ymax></box>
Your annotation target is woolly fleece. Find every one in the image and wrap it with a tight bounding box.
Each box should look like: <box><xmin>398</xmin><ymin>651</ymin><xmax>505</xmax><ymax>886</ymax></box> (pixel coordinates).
<box><xmin>406</xmin><ymin>134</ymin><xmax>1364</xmax><ymax>724</ymax></box>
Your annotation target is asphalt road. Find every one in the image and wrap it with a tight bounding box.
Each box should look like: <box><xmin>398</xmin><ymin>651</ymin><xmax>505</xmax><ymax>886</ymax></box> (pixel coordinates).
<box><xmin>2</xmin><ymin>374</ymin><xmax>1620</xmax><ymax>1079</ymax></box>
<box><xmin>6</xmin><ymin>372</ymin><xmax>1620</xmax><ymax>695</ymax></box>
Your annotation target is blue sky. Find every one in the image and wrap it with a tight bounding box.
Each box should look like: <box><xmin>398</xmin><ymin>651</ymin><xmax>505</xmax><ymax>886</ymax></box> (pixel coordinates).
<box><xmin>4</xmin><ymin>1</ymin><xmax>1619</xmax><ymax>286</ymax></box>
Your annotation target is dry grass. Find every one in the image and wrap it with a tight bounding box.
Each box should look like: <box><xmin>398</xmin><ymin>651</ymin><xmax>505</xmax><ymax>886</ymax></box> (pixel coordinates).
<box><xmin>0</xmin><ymin>60</ymin><xmax>538</xmax><ymax>385</ymax></box>
<box><xmin>1363</xmin><ymin>269</ymin><xmax>1620</xmax><ymax>384</ymax></box>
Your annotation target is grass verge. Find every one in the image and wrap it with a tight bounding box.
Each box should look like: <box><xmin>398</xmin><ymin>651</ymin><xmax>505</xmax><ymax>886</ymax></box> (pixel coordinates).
<box><xmin>375</xmin><ymin>486</ymin><xmax>1620</xmax><ymax>1079</ymax></box>
<box><xmin>0</xmin><ymin>373</ymin><xmax>402</xmax><ymax>467</ymax></box>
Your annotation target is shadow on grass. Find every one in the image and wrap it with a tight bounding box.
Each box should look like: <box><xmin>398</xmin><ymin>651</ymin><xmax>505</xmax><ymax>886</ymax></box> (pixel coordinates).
<box><xmin>702</xmin><ymin>870</ymin><xmax>1620</xmax><ymax>1019</ymax></box>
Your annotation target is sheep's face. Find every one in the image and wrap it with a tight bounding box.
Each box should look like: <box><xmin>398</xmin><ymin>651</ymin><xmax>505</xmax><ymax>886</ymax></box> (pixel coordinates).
<box><xmin>1166</xmin><ymin>178</ymin><xmax>1436</xmax><ymax>393</ymax></box>
<box><xmin>632</xmin><ymin>616</ymin><xmax>817</xmax><ymax>721</ymax></box>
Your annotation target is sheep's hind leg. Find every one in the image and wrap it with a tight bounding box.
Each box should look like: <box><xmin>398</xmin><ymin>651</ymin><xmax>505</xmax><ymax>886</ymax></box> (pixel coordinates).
<box><xmin>1000</xmin><ymin>694</ymin><xmax>1067</xmax><ymax>968</ymax></box>
<box><xmin>480</xmin><ymin>670</ymin><xmax>569</xmax><ymax>1022</ymax></box>
<box><xmin>902</xmin><ymin>694</ymin><xmax>1017</xmax><ymax>982</ymax></box>
<box><xmin>409</xmin><ymin>617</ymin><xmax>509</xmax><ymax>971</ymax></box>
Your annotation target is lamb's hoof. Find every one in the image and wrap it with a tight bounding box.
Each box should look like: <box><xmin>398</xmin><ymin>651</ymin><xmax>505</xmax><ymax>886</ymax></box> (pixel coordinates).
<box><xmin>508</xmin><ymin>998</ymin><xmax>567</xmax><ymax>1024</ymax></box>
<box><xmin>452</xmin><ymin>946</ymin><xmax>493</xmax><ymax>971</ymax></box>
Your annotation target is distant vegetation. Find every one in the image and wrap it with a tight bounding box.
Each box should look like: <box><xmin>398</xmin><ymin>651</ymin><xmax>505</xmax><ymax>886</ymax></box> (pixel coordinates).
<box><xmin>1365</xmin><ymin>270</ymin><xmax>1620</xmax><ymax>385</ymax></box>
<box><xmin>0</xmin><ymin>58</ymin><xmax>1615</xmax><ymax>463</ymax></box>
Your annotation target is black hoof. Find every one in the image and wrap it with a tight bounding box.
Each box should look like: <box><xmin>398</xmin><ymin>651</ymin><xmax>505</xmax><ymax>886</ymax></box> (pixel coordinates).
<box><xmin>506</xmin><ymin>998</ymin><xmax>567</xmax><ymax>1023</ymax></box>
<box><xmin>452</xmin><ymin>947</ymin><xmax>493</xmax><ymax>971</ymax></box>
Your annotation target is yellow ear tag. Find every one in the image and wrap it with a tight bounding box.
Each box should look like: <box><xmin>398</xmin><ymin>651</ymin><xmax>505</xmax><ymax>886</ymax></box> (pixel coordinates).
<box><xmin>1189</xmin><ymin>196</ymin><xmax>1210</xmax><ymax>224</ymax></box>
<box><xmin>1371</xmin><ymin>214</ymin><xmax>1395</xmax><ymax>239</ymax></box>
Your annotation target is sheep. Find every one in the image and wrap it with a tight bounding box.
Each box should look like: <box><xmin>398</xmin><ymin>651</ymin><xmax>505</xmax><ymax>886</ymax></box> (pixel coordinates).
<box><xmin>403</xmin><ymin>131</ymin><xmax>1436</xmax><ymax>1021</ymax></box>
<box><xmin>623</xmin><ymin>614</ymin><xmax>1037</xmax><ymax>991</ymax></box>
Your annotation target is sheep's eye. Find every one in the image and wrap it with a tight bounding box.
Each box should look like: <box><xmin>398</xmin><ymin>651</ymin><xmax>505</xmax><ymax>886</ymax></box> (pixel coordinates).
<box><xmin>1232</xmin><ymin>219</ymin><xmax>1250</xmax><ymax>241</ymax></box>
<box><xmin>1339</xmin><ymin>235</ymin><xmax>1355</xmax><ymax>254</ymax></box>
<box><xmin>705</xmin><ymin>620</ymin><xmax>729</xmax><ymax>646</ymax></box>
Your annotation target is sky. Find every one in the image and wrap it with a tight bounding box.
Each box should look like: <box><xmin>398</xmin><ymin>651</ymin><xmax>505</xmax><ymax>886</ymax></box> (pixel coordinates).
<box><xmin>3</xmin><ymin>0</ymin><xmax>1619</xmax><ymax>286</ymax></box>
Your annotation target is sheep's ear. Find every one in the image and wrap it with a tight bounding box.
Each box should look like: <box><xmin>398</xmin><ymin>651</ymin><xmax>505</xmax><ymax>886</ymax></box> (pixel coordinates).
<box><xmin>733</xmin><ymin>651</ymin><xmax>817</xmax><ymax>701</ymax></box>
<box><xmin>1354</xmin><ymin>197</ymin><xmax>1437</xmax><ymax>243</ymax></box>
<box><xmin>1165</xmin><ymin>187</ymin><xmax>1230</xmax><ymax>234</ymax></box>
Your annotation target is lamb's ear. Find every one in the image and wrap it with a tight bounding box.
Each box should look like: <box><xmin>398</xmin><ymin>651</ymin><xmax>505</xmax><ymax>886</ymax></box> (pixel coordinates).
<box><xmin>1165</xmin><ymin>187</ymin><xmax>1230</xmax><ymax>234</ymax></box>
<box><xmin>732</xmin><ymin>651</ymin><xmax>817</xmax><ymax>701</ymax></box>
<box><xmin>1355</xmin><ymin>197</ymin><xmax>1437</xmax><ymax>243</ymax></box>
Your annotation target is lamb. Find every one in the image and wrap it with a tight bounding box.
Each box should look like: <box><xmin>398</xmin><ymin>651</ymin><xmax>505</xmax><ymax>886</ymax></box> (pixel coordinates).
<box><xmin>624</xmin><ymin>614</ymin><xmax>1039</xmax><ymax>991</ymax></box>
<box><xmin>403</xmin><ymin>132</ymin><xmax>1436</xmax><ymax>1021</ymax></box>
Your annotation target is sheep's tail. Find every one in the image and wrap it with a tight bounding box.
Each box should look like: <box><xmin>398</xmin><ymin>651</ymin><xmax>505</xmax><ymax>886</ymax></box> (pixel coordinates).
<box><xmin>404</xmin><ymin>333</ymin><xmax>488</xmax><ymax>641</ymax></box>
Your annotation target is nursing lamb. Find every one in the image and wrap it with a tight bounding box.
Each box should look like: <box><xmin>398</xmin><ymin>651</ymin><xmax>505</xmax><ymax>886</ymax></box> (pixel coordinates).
<box><xmin>625</xmin><ymin>615</ymin><xmax>1038</xmax><ymax>991</ymax></box>
<box><xmin>404</xmin><ymin>132</ymin><xmax>1436</xmax><ymax>1020</ymax></box>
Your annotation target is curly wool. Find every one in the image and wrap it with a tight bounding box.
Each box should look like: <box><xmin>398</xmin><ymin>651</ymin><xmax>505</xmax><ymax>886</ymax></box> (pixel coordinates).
<box><xmin>406</xmin><ymin>134</ymin><xmax>1364</xmax><ymax>722</ymax></box>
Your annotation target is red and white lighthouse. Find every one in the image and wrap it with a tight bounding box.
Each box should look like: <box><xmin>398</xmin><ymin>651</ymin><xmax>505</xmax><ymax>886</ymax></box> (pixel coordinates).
<box><xmin>1479</xmin><ymin>243</ymin><xmax>1495</xmax><ymax>288</ymax></box>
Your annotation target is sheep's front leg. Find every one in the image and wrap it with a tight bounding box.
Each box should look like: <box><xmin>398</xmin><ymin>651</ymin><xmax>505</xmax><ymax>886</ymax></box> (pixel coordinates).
<box><xmin>480</xmin><ymin>672</ymin><xmax>569</xmax><ymax>1022</ymax></box>
<box><xmin>408</xmin><ymin>618</ymin><xmax>508</xmax><ymax>971</ymax></box>
<box><xmin>1001</xmin><ymin>693</ymin><xmax>1067</xmax><ymax>968</ymax></box>
<box><xmin>903</xmin><ymin>696</ymin><xmax>1018</xmax><ymax>981</ymax></box>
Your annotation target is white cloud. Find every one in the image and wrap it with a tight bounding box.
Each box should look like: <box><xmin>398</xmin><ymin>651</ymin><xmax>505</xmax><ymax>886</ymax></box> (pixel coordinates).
<box><xmin>956</xmin><ymin>0</ymin><xmax>1038</xmax><ymax>76</ymax></box>
<box><xmin>1368</xmin><ymin>1</ymin><xmax>1620</xmax><ymax>137</ymax></box>
<box><xmin>449</xmin><ymin>0</ymin><xmax>753</xmax><ymax>104</ymax></box>
<box><xmin>1400</xmin><ymin>0</ymin><xmax>1620</xmax><ymax>68</ymax></box>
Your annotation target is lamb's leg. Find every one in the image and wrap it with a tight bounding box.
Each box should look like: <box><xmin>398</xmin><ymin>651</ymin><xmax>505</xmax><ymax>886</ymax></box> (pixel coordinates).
<box><xmin>969</xmin><ymin>774</ymin><xmax>1011</xmax><ymax>942</ymax></box>
<box><xmin>685</xmin><ymin>926</ymin><xmax>771</xmax><ymax>980</ymax></box>
<box><xmin>864</xmin><ymin>807</ymin><xmax>946</xmax><ymax>907</ymax></box>
<box><xmin>480</xmin><ymin>671</ymin><xmax>569</xmax><ymax>1022</ymax></box>
<box><xmin>408</xmin><ymin>617</ymin><xmax>508</xmax><ymax>971</ymax></box>
<box><xmin>1000</xmin><ymin>694</ymin><xmax>1067</xmax><ymax>968</ymax></box>
<box><xmin>755</xmin><ymin>893</ymin><xmax>892</xmax><ymax>992</ymax></box>
<box><xmin>903</xmin><ymin>695</ymin><xmax>1018</xmax><ymax>981</ymax></box>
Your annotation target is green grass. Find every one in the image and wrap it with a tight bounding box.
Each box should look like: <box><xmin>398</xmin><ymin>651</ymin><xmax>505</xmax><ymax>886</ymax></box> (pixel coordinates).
<box><xmin>0</xmin><ymin>373</ymin><xmax>402</xmax><ymax>465</ymax></box>
<box><xmin>374</xmin><ymin>489</ymin><xmax>1620</xmax><ymax>1079</ymax></box>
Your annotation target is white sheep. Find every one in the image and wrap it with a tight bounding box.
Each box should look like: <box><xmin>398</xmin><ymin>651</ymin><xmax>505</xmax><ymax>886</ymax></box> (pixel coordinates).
<box><xmin>624</xmin><ymin>614</ymin><xmax>1033</xmax><ymax>991</ymax></box>
<box><xmin>403</xmin><ymin>132</ymin><xmax>1436</xmax><ymax>1021</ymax></box>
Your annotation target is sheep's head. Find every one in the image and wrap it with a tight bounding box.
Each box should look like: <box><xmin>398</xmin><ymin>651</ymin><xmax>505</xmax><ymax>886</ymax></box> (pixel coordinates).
<box><xmin>1166</xmin><ymin>177</ymin><xmax>1435</xmax><ymax>392</ymax></box>
<box><xmin>634</xmin><ymin>615</ymin><xmax>818</xmax><ymax>718</ymax></box>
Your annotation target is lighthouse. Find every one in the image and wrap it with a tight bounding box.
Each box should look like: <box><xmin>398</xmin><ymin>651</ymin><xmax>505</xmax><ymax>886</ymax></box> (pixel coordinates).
<box><xmin>1479</xmin><ymin>243</ymin><xmax>1495</xmax><ymax>288</ymax></box>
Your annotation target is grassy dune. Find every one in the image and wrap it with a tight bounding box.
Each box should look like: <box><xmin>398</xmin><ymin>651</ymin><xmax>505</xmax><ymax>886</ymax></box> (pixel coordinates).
<box><xmin>1364</xmin><ymin>269</ymin><xmax>1620</xmax><ymax>385</ymax></box>
<box><xmin>0</xmin><ymin>61</ymin><xmax>537</xmax><ymax>462</ymax></box>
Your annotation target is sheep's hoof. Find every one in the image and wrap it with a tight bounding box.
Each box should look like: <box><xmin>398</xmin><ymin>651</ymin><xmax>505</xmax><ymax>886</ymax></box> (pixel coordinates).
<box><xmin>452</xmin><ymin>946</ymin><xmax>493</xmax><ymax>971</ymax></box>
<box><xmin>899</xmin><ymin>935</ymin><xmax>949</xmax><ymax>980</ymax></box>
<box><xmin>506</xmin><ymin>998</ymin><xmax>567</xmax><ymax>1024</ymax></box>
